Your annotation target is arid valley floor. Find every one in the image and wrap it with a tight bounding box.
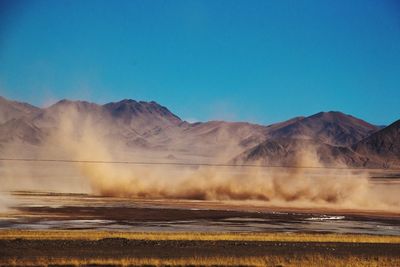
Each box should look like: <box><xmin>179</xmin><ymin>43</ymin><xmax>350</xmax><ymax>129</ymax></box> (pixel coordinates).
<box><xmin>1</xmin><ymin>171</ymin><xmax>400</xmax><ymax>266</ymax></box>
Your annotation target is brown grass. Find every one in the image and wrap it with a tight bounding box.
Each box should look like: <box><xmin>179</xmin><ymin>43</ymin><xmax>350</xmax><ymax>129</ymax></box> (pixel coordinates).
<box><xmin>2</xmin><ymin>255</ymin><xmax>400</xmax><ymax>267</ymax></box>
<box><xmin>2</xmin><ymin>231</ymin><xmax>399</xmax><ymax>266</ymax></box>
<box><xmin>1</xmin><ymin>230</ymin><xmax>400</xmax><ymax>243</ymax></box>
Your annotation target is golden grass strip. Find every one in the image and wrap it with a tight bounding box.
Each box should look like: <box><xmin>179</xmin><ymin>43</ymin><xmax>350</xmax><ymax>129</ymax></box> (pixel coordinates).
<box><xmin>1</xmin><ymin>255</ymin><xmax>400</xmax><ymax>267</ymax></box>
<box><xmin>1</xmin><ymin>230</ymin><xmax>400</xmax><ymax>243</ymax></box>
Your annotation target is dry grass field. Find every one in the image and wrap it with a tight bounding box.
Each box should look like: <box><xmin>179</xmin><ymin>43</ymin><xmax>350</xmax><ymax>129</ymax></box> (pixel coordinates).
<box><xmin>2</xmin><ymin>230</ymin><xmax>400</xmax><ymax>243</ymax></box>
<box><xmin>2</xmin><ymin>255</ymin><xmax>400</xmax><ymax>267</ymax></box>
<box><xmin>1</xmin><ymin>230</ymin><xmax>400</xmax><ymax>266</ymax></box>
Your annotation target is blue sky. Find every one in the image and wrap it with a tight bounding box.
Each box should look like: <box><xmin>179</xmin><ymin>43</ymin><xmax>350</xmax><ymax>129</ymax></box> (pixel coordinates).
<box><xmin>0</xmin><ymin>0</ymin><xmax>399</xmax><ymax>125</ymax></box>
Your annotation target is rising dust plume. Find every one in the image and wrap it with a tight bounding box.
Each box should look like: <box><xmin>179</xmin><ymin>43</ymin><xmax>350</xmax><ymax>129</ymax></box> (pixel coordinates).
<box><xmin>45</xmin><ymin>109</ymin><xmax>400</xmax><ymax>212</ymax></box>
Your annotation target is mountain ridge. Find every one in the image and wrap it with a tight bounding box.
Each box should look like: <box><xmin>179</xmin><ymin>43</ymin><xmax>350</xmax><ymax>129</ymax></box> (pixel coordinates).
<box><xmin>268</xmin><ymin>111</ymin><xmax>379</xmax><ymax>147</ymax></box>
<box><xmin>0</xmin><ymin>96</ymin><xmax>398</xmax><ymax>167</ymax></box>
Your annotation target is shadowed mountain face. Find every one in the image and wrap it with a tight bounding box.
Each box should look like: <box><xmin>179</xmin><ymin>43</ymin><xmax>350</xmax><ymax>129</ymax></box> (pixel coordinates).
<box><xmin>0</xmin><ymin>118</ymin><xmax>44</xmax><ymax>145</ymax></box>
<box><xmin>0</xmin><ymin>96</ymin><xmax>40</xmax><ymax>124</ymax></box>
<box><xmin>353</xmin><ymin>120</ymin><xmax>400</xmax><ymax>167</ymax></box>
<box><xmin>0</xmin><ymin>96</ymin><xmax>398</xmax><ymax>167</ymax></box>
<box><xmin>104</xmin><ymin>99</ymin><xmax>182</xmax><ymax>125</ymax></box>
<box><xmin>268</xmin><ymin>111</ymin><xmax>379</xmax><ymax>147</ymax></box>
<box><xmin>233</xmin><ymin>111</ymin><xmax>393</xmax><ymax>167</ymax></box>
<box><xmin>232</xmin><ymin>138</ymin><xmax>370</xmax><ymax>167</ymax></box>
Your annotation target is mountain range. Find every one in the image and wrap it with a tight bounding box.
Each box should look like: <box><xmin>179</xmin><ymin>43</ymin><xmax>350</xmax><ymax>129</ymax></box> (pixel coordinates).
<box><xmin>0</xmin><ymin>96</ymin><xmax>398</xmax><ymax>168</ymax></box>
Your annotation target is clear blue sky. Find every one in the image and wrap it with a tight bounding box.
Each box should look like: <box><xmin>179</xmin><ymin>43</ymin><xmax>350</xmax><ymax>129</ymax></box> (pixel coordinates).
<box><xmin>0</xmin><ymin>0</ymin><xmax>399</xmax><ymax>125</ymax></box>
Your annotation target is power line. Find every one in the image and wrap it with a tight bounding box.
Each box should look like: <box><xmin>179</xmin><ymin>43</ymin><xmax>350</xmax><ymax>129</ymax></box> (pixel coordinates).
<box><xmin>0</xmin><ymin>157</ymin><xmax>399</xmax><ymax>172</ymax></box>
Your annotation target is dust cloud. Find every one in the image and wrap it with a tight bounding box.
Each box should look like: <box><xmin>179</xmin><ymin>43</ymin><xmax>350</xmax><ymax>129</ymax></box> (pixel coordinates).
<box><xmin>0</xmin><ymin>192</ymin><xmax>14</xmax><ymax>212</ymax></box>
<box><xmin>45</xmin><ymin>108</ymin><xmax>399</xmax><ymax>213</ymax></box>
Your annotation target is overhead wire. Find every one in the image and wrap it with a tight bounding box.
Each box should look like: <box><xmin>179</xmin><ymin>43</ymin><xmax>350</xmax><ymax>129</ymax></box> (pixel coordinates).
<box><xmin>0</xmin><ymin>157</ymin><xmax>399</xmax><ymax>172</ymax></box>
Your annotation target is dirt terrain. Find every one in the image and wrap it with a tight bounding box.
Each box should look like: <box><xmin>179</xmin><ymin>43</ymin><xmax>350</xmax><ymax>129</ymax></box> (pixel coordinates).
<box><xmin>2</xmin><ymin>238</ymin><xmax>400</xmax><ymax>259</ymax></box>
<box><xmin>1</xmin><ymin>190</ymin><xmax>399</xmax><ymax>265</ymax></box>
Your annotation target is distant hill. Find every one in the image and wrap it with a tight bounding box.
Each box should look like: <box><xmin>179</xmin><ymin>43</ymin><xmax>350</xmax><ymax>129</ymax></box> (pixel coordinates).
<box><xmin>231</xmin><ymin>138</ymin><xmax>369</xmax><ymax>167</ymax></box>
<box><xmin>0</xmin><ymin>117</ymin><xmax>44</xmax><ymax>145</ymax></box>
<box><xmin>234</xmin><ymin>119</ymin><xmax>400</xmax><ymax>168</ymax></box>
<box><xmin>353</xmin><ymin>120</ymin><xmax>400</xmax><ymax>167</ymax></box>
<box><xmin>268</xmin><ymin>111</ymin><xmax>379</xmax><ymax>146</ymax></box>
<box><xmin>0</xmin><ymin>96</ymin><xmax>40</xmax><ymax>124</ymax></box>
<box><xmin>0</xmin><ymin>96</ymin><xmax>398</xmax><ymax>167</ymax></box>
<box><xmin>0</xmin><ymin>97</ymin><xmax>272</xmax><ymax>160</ymax></box>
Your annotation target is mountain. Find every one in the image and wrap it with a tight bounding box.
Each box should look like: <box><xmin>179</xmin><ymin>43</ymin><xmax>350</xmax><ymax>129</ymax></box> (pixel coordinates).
<box><xmin>234</xmin><ymin>118</ymin><xmax>400</xmax><ymax>168</ymax></box>
<box><xmin>103</xmin><ymin>99</ymin><xmax>184</xmax><ymax>148</ymax></box>
<box><xmin>170</xmin><ymin>121</ymin><xmax>269</xmax><ymax>160</ymax></box>
<box><xmin>0</xmin><ymin>117</ymin><xmax>44</xmax><ymax>145</ymax></box>
<box><xmin>104</xmin><ymin>99</ymin><xmax>182</xmax><ymax>126</ymax></box>
<box><xmin>0</xmin><ymin>96</ymin><xmax>40</xmax><ymax>124</ymax></box>
<box><xmin>33</xmin><ymin>99</ymin><xmax>182</xmax><ymax>133</ymax></box>
<box><xmin>353</xmin><ymin>120</ymin><xmax>400</xmax><ymax>167</ymax></box>
<box><xmin>30</xmin><ymin>99</ymin><xmax>185</xmax><ymax>150</ymax></box>
<box><xmin>0</xmin><ymin>97</ymin><xmax>290</xmax><ymax>160</ymax></box>
<box><xmin>232</xmin><ymin>138</ymin><xmax>369</xmax><ymax>167</ymax></box>
<box><xmin>0</xmin><ymin>96</ymin><xmax>398</xmax><ymax>167</ymax></box>
<box><xmin>268</xmin><ymin>111</ymin><xmax>379</xmax><ymax>146</ymax></box>
<box><xmin>33</xmin><ymin>100</ymin><xmax>104</xmax><ymax>129</ymax></box>
<box><xmin>33</xmin><ymin>99</ymin><xmax>276</xmax><ymax>159</ymax></box>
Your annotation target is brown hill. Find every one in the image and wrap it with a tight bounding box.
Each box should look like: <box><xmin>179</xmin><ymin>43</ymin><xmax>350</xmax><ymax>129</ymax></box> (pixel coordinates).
<box><xmin>234</xmin><ymin>120</ymin><xmax>400</xmax><ymax>168</ymax></box>
<box><xmin>0</xmin><ymin>96</ymin><xmax>397</xmax><ymax>167</ymax></box>
<box><xmin>0</xmin><ymin>118</ymin><xmax>44</xmax><ymax>145</ymax></box>
<box><xmin>232</xmin><ymin>138</ymin><xmax>369</xmax><ymax>167</ymax></box>
<box><xmin>0</xmin><ymin>96</ymin><xmax>40</xmax><ymax>124</ymax></box>
<box><xmin>268</xmin><ymin>111</ymin><xmax>378</xmax><ymax>146</ymax></box>
<box><xmin>353</xmin><ymin>120</ymin><xmax>400</xmax><ymax>167</ymax></box>
<box><xmin>0</xmin><ymin>97</ymin><xmax>300</xmax><ymax>161</ymax></box>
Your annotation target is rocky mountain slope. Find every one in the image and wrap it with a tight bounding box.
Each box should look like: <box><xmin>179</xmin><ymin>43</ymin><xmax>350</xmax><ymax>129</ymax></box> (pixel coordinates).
<box><xmin>0</xmin><ymin>96</ymin><xmax>398</xmax><ymax>167</ymax></box>
<box><xmin>268</xmin><ymin>111</ymin><xmax>379</xmax><ymax>146</ymax></box>
<box><xmin>0</xmin><ymin>96</ymin><xmax>40</xmax><ymax>124</ymax></box>
<box><xmin>232</xmin><ymin>138</ymin><xmax>369</xmax><ymax>167</ymax></box>
<box><xmin>353</xmin><ymin>120</ymin><xmax>400</xmax><ymax>167</ymax></box>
